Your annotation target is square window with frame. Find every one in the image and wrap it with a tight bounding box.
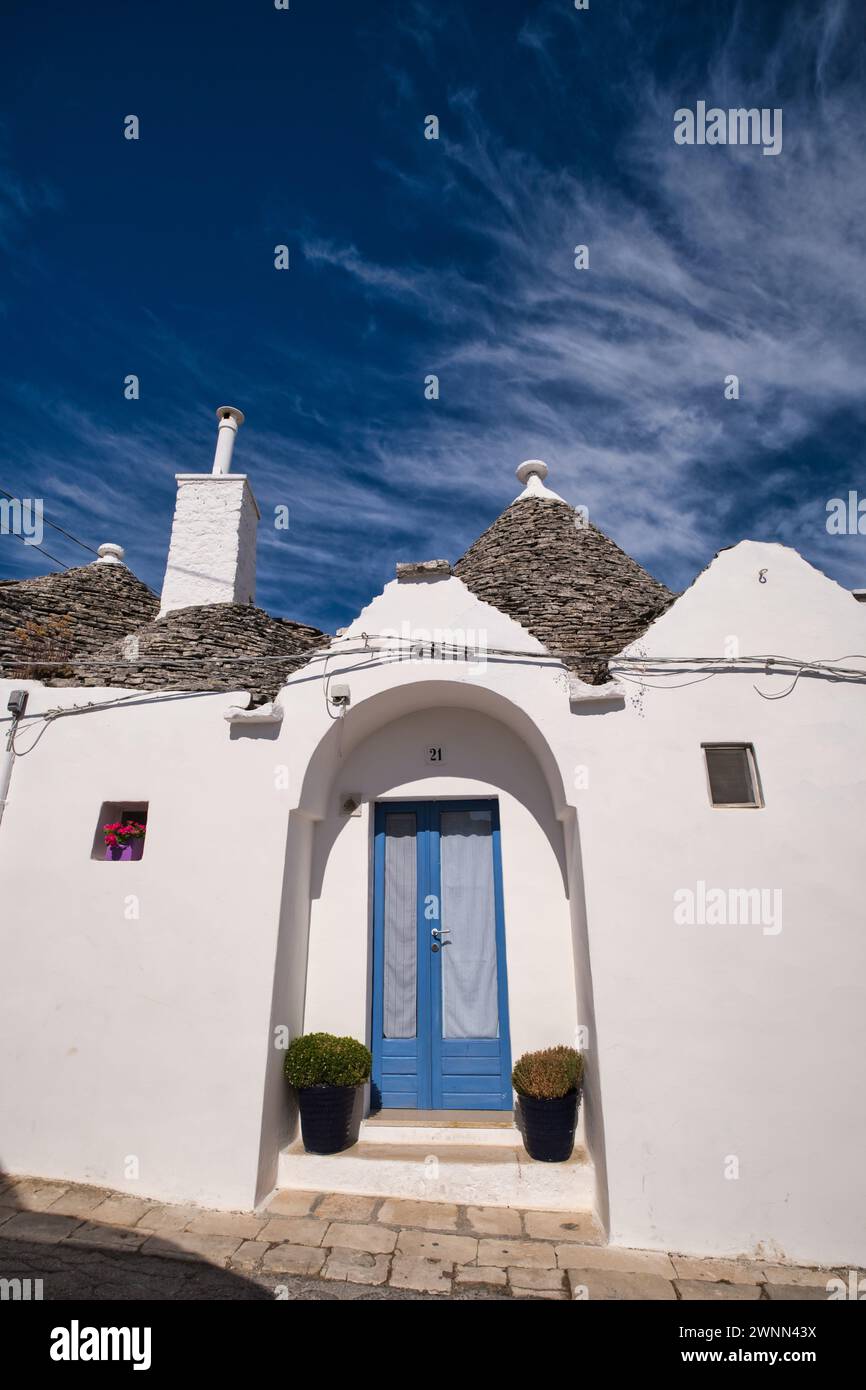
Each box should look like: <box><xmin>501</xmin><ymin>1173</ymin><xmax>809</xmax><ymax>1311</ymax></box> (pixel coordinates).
<box><xmin>702</xmin><ymin>744</ymin><xmax>763</xmax><ymax>808</ymax></box>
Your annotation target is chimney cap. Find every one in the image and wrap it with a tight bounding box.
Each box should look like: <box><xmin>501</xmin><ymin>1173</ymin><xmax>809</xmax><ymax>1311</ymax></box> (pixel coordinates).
<box><xmin>94</xmin><ymin>542</ymin><xmax>125</xmax><ymax>566</ymax></box>
<box><xmin>216</xmin><ymin>405</ymin><xmax>245</xmax><ymax>427</ymax></box>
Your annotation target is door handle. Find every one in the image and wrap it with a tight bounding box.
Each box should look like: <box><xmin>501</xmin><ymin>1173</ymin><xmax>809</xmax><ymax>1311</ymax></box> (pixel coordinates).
<box><xmin>431</xmin><ymin>928</ymin><xmax>451</xmax><ymax>937</ymax></box>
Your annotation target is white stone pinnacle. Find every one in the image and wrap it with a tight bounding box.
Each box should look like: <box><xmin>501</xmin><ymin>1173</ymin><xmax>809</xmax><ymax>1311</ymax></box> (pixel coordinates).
<box><xmin>513</xmin><ymin>459</ymin><xmax>564</xmax><ymax>503</ymax></box>
<box><xmin>94</xmin><ymin>543</ymin><xmax>125</xmax><ymax>565</ymax></box>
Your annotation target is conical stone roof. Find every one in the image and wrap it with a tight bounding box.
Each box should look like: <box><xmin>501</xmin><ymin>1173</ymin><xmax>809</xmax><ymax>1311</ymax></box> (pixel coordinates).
<box><xmin>0</xmin><ymin>562</ymin><xmax>159</xmax><ymax>680</ymax></box>
<box><xmin>454</xmin><ymin>493</ymin><xmax>675</xmax><ymax>684</ymax></box>
<box><xmin>74</xmin><ymin>602</ymin><xmax>328</xmax><ymax>704</ymax></box>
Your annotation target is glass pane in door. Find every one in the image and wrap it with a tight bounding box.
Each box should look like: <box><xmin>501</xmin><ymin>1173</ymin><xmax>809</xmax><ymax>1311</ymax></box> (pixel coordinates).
<box><xmin>439</xmin><ymin>809</ymin><xmax>499</xmax><ymax>1039</ymax></box>
<box><xmin>383</xmin><ymin>813</ymin><xmax>417</xmax><ymax>1038</ymax></box>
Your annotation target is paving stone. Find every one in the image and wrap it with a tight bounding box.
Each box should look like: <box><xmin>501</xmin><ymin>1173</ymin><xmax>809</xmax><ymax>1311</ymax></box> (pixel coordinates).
<box><xmin>0</xmin><ymin>1211</ymin><xmax>84</xmax><ymax>1244</ymax></box>
<box><xmin>315</xmin><ymin>1193</ymin><xmax>379</xmax><ymax>1223</ymax></box>
<box><xmin>140</xmin><ymin>1232</ymin><xmax>242</xmax><ymax>1265</ymax></box>
<box><xmin>523</xmin><ymin>1210</ymin><xmax>604</xmax><ymax>1244</ymax></box>
<box><xmin>377</xmin><ymin>1198</ymin><xmax>459</xmax><ymax>1232</ymax></box>
<box><xmin>465</xmin><ymin>1205</ymin><xmax>522</xmax><ymax>1237</ymax></box>
<box><xmin>186</xmin><ymin>1211</ymin><xmax>267</xmax><ymax>1240</ymax></box>
<box><xmin>765</xmin><ymin>1283</ymin><xmax>829</xmax><ymax>1301</ymax></box>
<box><xmin>396</xmin><ymin>1230</ymin><xmax>478</xmax><ymax>1263</ymax></box>
<box><xmin>1</xmin><ymin>1179</ymin><xmax>71</xmax><ymax>1212</ymax></box>
<box><xmin>263</xmin><ymin>1190</ymin><xmax>320</xmax><ymax>1218</ymax></box>
<box><xmin>508</xmin><ymin>1267</ymin><xmax>566</xmax><ymax>1292</ymax></box>
<box><xmin>455</xmin><ymin>1265</ymin><xmax>508</xmax><ymax>1287</ymax></box>
<box><xmin>567</xmin><ymin>1269</ymin><xmax>676</xmax><ymax>1300</ymax></box>
<box><xmin>135</xmin><ymin>1204</ymin><xmax>203</xmax><ymax>1232</ymax></box>
<box><xmin>261</xmin><ymin>1243</ymin><xmax>327</xmax><ymax>1276</ymax></box>
<box><xmin>230</xmin><ymin>1241</ymin><xmax>270</xmax><ymax>1269</ymax></box>
<box><xmin>322</xmin><ymin>1249</ymin><xmax>392</xmax><ymax>1286</ymax></box>
<box><xmin>676</xmin><ymin>1280</ymin><xmax>763</xmax><ymax>1300</ymax></box>
<box><xmin>514</xmin><ymin>1287</ymin><xmax>568</xmax><ymax>1300</ymax></box>
<box><xmin>42</xmin><ymin>1187</ymin><xmax>113</xmax><ymax>1219</ymax></box>
<box><xmin>323</xmin><ymin>1222</ymin><xmax>398</xmax><ymax>1255</ymax></box>
<box><xmin>259</xmin><ymin>1216</ymin><xmax>329</xmax><ymax>1246</ymax></box>
<box><xmin>389</xmin><ymin>1255</ymin><xmax>452</xmax><ymax>1294</ymax></box>
<box><xmin>478</xmin><ymin>1238</ymin><xmax>557</xmax><ymax>1269</ymax></box>
<box><xmin>88</xmin><ymin>1195</ymin><xmax>160</xmax><ymax>1227</ymax></box>
<box><xmin>762</xmin><ymin>1264</ymin><xmax>838</xmax><ymax>1288</ymax></box>
<box><xmin>557</xmin><ymin>1244</ymin><xmax>676</xmax><ymax>1277</ymax></box>
<box><xmin>66</xmin><ymin>1222</ymin><xmax>148</xmax><ymax>1252</ymax></box>
<box><xmin>672</xmin><ymin>1256</ymin><xmax>765</xmax><ymax>1284</ymax></box>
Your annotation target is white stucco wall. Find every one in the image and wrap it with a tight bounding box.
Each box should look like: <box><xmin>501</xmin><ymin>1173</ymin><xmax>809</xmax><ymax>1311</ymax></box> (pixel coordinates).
<box><xmin>0</xmin><ymin>684</ymin><xmax>287</xmax><ymax>1210</ymax></box>
<box><xmin>159</xmin><ymin>474</ymin><xmax>259</xmax><ymax>615</ymax></box>
<box><xmin>576</xmin><ymin>543</ymin><xmax>866</xmax><ymax>1265</ymax></box>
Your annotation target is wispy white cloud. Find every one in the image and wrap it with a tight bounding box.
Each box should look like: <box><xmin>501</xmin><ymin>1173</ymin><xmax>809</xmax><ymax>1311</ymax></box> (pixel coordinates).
<box><xmin>291</xmin><ymin>0</ymin><xmax>866</xmax><ymax>590</ymax></box>
<box><xmin>3</xmin><ymin>0</ymin><xmax>864</xmax><ymax>623</ymax></box>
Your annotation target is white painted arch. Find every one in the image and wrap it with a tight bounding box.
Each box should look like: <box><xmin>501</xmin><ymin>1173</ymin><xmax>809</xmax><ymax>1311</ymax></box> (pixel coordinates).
<box><xmin>255</xmin><ymin>678</ymin><xmax>595</xmax><ymax>1205</ymax></box>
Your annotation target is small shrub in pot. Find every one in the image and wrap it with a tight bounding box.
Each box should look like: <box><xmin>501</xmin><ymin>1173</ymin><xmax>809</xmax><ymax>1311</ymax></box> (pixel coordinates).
<box><xmin>284</xmin><ymin>1032</ymin><xmax>372</xmax><ymax>1155</ymax></box>
<box><xmin>512</xmin><ymin>1046</ymin><xmax>584</xmax><ymax>1162</ymax></box>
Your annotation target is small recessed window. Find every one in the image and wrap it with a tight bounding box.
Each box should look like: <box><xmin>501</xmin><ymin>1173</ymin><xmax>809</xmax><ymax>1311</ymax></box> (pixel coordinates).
<box><xmin>91</xmin><ymin>801</ymin><xmax>149</xmax><ymax>860</ymax></box>
<box><xmin>703</xmin><ymin>745</ymin><xmax>762</xmax><ymax>808</ymax></box>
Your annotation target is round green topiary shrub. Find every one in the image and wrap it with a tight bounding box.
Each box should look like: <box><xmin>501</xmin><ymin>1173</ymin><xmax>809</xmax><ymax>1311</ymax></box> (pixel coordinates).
<box><xmin>284</xmin><ymin>1032</ymin><xmax>372</xmax><ymax>1089</ymax></box>
<box><xmin>512</xmin><ymin>1046</ymin><xmax>583</xmax><ymax>1100</ymax></box>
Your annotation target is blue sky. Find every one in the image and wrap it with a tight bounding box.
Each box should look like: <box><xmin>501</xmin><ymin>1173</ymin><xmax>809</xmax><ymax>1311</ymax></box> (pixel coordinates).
<box><xmin>2</xmin><ymin>0</ymin><xmax>864</xmax><ymax>631</ymax></box>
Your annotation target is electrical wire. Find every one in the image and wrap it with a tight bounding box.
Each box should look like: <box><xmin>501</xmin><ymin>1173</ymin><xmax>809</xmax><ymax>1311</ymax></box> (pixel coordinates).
<box><xmin>0</xmin><ymin>487</ymin><xmax>100</xmax><ymax>557</ymax></box>
<box><xmin>0</xmin><ymin>528</ymin><xmax>75</xmax><ymax>570</ymax></box>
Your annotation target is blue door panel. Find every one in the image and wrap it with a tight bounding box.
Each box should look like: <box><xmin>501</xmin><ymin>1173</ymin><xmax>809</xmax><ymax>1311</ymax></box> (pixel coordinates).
<box><xmin>372</xmin><ymin>800</ymin><xmax>512</xmax><ymax>1112</ymax></box>
<box><xmin>441</xmin><ymin>1039</ymin><xmax>501</xmax><ymax>1057</ymax></box>
<box><xmin>439</xmin><ymin>1084</ymin><xmax>508</xmax><ymax>1106</ymax></box>
<box><xmin>380</xmin><ymin>1057</ymin><xmax>418</xmax><ymax>1075</ymax></box>
<box><xmin>440</xmin><ymin>1074</ymin><xmax>502</xmax><ymax>1093</ymax></box>
<box><xmin>442</xmin><ymin>1056</ymin><xmax>502</xmax><ymax>1075</ymax></box>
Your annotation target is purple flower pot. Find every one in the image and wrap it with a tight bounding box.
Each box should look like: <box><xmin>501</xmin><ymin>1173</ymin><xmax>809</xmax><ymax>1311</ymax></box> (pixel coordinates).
<box><xmin>105</xmin><ymin>840</ymin><xmax>144</xmax><ymax>861</ymax></box>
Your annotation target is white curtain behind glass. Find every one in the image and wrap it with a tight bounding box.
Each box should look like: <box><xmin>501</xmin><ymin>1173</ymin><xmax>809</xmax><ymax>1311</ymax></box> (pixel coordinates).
<box><xmin>383</xmin><ymin>814</ymin><xmax>417</xmax><ymax>1039</ymax></box>
<box><xmin>440</xmin><ymin>810</ymin><xmax>499</xmax><ymax>1039</ymax></box>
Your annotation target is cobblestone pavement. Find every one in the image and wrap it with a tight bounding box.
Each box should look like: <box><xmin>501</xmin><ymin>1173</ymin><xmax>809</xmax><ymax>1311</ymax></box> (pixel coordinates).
<box><xmin>0</xmin><ymin>1174</ymin><xmax>850</xmax><ymax>1302</ymax></box>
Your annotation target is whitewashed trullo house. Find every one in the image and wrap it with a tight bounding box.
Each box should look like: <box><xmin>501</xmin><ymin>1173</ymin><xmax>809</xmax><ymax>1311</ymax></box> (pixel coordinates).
<box><xmin>1</xmin><ymin>408</ymin><xmax>864</xmax><ymax>1268</ymax></box>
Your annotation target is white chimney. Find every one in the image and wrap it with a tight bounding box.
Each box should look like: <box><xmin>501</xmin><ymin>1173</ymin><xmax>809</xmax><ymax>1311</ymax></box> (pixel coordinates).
<box><xmin>159</xmin><ymin>406</ymin><xmax>260</xmax><ymax>616</ymax></box>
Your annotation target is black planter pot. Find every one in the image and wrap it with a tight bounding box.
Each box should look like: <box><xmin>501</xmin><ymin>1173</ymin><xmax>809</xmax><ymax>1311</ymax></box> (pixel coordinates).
<box><xmin>519</xmin><ymin>1089</ymin><xmax>580</xmax><ymax>1162</ymax></box>
<box><xmin>297</xmin><ymin>1084</ymin><xmax>360</xmax><ymax>1155</ymax></box>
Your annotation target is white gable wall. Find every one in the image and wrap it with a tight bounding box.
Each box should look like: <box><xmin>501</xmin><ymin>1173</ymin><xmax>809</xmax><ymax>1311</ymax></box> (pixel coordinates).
<box><xmin>583</xmin><ymin>541</ymin><xmax>866</xmax><ymax>1263</ymax></box>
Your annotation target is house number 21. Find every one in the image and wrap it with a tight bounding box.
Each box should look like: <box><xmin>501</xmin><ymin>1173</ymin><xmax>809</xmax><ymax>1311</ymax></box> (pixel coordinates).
<box><xmin>426</xmin><ymin>746</ymin><xmax>445</xmax><ymax>763</ymax></box>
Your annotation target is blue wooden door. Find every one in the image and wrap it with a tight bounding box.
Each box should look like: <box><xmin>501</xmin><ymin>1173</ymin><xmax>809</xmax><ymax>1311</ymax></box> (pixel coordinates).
<box><xmin>372</xmin><ymin>800</ymin><xmax>512</xmax><ymax>1110</ymax></box>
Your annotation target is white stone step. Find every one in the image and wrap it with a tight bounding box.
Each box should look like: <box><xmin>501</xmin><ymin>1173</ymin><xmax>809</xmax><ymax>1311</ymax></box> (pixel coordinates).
<box><xmin>359</xmin><ymin>1120</ymin><xmax>523</xmax><ymax>1147</ymax></box>
<box><xmin>276</xmin><ymin>1135</ymin><xmax>596</xmax><ymax>1212</ymax></box>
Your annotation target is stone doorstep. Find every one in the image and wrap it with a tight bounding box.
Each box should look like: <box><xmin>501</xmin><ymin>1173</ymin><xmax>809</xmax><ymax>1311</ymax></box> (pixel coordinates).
<box><xmin>276</xmin><ymin>1139</ymin><xmax>597</xmax><ymax>1216</ymax></box>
